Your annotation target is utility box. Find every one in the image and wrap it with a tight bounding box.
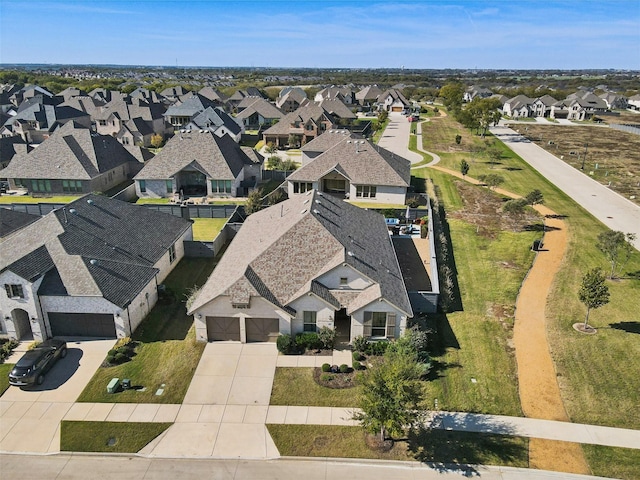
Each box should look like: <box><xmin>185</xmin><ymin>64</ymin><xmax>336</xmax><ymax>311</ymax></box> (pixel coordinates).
<box><xmin>122</xmin><ymin>378</ymin><xmax>131</xmax><ymax>390</ymax></box>
<box><xmin>107</xmin><ymin>378</ymin><xmax>120</xmax><ymax>394</ymax></box>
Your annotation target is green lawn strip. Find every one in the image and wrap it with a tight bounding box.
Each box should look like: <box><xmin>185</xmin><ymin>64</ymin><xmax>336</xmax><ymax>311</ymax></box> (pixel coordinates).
<box><xmin>267</xmin><ymin>424</ymin><xmax>528</xmax><ymax>467</ymax></box>
<box><xmin>372</xmin><ymin>118</ymin><xmax>390</xmax><ymax>144</ymax></box>
<box><xmin>408</xmin><ymin>134</ymin><xmax>433</xmax><ymax>163</ymax></box>
<box><xmin>270</xmin><ymin>367</ymin><xmax>361</xmax><ymax>407</ymax></box>
<box><xmin>347</xmin><ymin>201</ymin><xmax>407</xmax><ymax>209</ymax></box>
<box><xmin>0</xmin><ymin>195</ymin><xmax>81</xmax><ymax>204</ymax></box>
<box><xmin>60</xmin><ymin>421</ymin><xmax>171</xmax><ymax>453</ymax></box>
<box><xmin>420</xmin><ymin>113</ymin><xmax>640</xmax><ymax>430</ymax></box>
<box><xmin>191</xmin><ymin>218</ymin><xmax>227</xmax><ymax>241</ymax></box>
<box><xmin>0</xmin><ymin>364</ymin><xmax>13</xmax><ymax>396</ymax></box>
<box><xmin>76</xmin><ymin>257</ymin><xmax>217</xmax><ymax>404</ymax></box>
<box><xmin>582</xmin><ymin>444</ymin><xmax>640</xmax><ymax>480</ymax></box>
<box><xmin>135</xmin><ymin>198</ymin><xmax>170</xmax><ymax>204</ymax></box>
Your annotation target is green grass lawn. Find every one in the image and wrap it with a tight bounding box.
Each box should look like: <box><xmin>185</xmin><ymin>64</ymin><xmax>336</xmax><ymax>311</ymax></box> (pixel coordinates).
<box><xmin>192</xmin><ymin>218</ymin><xmax>227</xmax><ymax>241</ymax></box>
<box><xmin>270</xmin><ymin>367</ymin><xmax>361</xmax><ymax>407</ymax></box>
<box><xmin>582</xmin><ymin>445</ymin><xmax>640</xmax><ymax>480</ymax></box>
<box><xmin>135</xmin><ymin>197</ymin><xmax>170</xmax><ymax>204</ymax></box>
<box><xmin>77</xmin><ymin>257</ymin><xmax>216</xmax><ymax>404</ymax></box>
<box><xmin>408</xmin><ymin>133</ymin><xmax>433</xmax><ymax>163</ymax></box>
<box><xmin>347</xmin><ymin>201</ymin><xmax>407</xmax><ymax>209</ymax></box>
<box><xmin>0</xmin><ymin>364</ymin><xmax>13</xmax><ymax>396</ymax></box>
<box><xmin>60</xmin><ymin>421</ymin><xmax>171</xmax><ymax>453</ymax></box>
<box><xmin>372</xmin><ymin>118</ymin><xmax>390</xmax><ymax>144</ymax></box>
<box><xmin>0</xmin><ymin>195</ymin><xmax>81</xmax><ymax>204</ymax></box>
<box><xmin>267</xmin><ymin>425</ymin><xmax>528</xmax><ymax>467</ymax></box>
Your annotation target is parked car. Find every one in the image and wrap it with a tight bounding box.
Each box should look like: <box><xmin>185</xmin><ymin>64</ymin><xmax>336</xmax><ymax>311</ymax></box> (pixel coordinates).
<box><xmin>8</xmin><ymin>338</ymin><xmax>67</xmax><ymax>387</ymax></box>
<box><xmin>0</xmin><ymin>180</ymin><xmax>9</xmax><ymax>193</ymax></box>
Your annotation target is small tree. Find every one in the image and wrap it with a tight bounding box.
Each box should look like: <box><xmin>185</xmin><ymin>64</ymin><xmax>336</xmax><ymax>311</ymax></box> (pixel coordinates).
<box><xmin>525</xmin><ymin>189</ymin><xmax>544</xmax><ymax>206</ymax></box>
<box><xmin>353</xmin><ymin>345</ymin><xmax>427</xmax><ymax>442</ymax></box>
<box><xmin>377</xmin><ymin>110</ymin><xmax>388</xmax><ymax>123</ymax></box>
<box><xmin>287</xmin><ymin>134</ymin><xmax>301</xmax><ymax>148</ymax></box>
<box><xmin>503</xmin><ymin>198</ymin><xmax>528</xmax><ymax>217</ymax></box>
<box><xmin>265</xmin><ymin>142</ymin><xmax>278</xmax><ymax>154</ymax></box>
<box><xmin>578</xmin><ymin>268</ymin><xmax>610</xmax><ymax>329</ymax></box>
<box><xmin>455</xmin><ymin>134</ymin><xmax>462</xmax><ymax>145</ymax></box>
<box><xmin>459</xmin><ymin>159</ymin><xmax>470</xmax><ymax>177</ymax></box>
<box><xmin>596</xmin><ymin>231</ymin><xmax>636</xmax><ymax>279</ymax></box>
<box><xmin>150</xmin><ymin>134</ymin><xmax>164</xmax><ymax>149</ymax></box>
<box><xmin>244</xmin><ymin>188</ymin><xmax>264</xmax><ymax>216</ymax></box>
<box><xmin>481</xmin><ymin>173</ymin><xmax>504</xmax><ymax>190</ymax></box>
<box><xmin>266</xmin><ymin>156</ymin><xmax>282</xmax><ymax>170</ymax></box>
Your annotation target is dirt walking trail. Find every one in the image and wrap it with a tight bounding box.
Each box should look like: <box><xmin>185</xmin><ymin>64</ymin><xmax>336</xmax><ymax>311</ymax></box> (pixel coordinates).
<box><xmin>428</xmin><ymin>165</ymin><xmax>590</xmax><ymax>474</ymax></box>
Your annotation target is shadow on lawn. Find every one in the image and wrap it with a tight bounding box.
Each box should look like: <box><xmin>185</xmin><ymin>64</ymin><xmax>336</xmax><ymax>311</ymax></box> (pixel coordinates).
<box><xmin>609</xmin><ymin>321</ymin><xmax>640</xmax><ymax>335</ymax></box>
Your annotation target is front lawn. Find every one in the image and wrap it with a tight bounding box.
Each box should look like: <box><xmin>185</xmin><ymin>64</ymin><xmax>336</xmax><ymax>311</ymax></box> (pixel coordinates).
<box><xmin>76</xmin><ymin>257</ymin><xmax>217</xmax><ymax>404</ymax></box>
<box><xmin>61</xmin><ymin>421</ymin><xmax>171</xmax><ymax>453</ymax></box>
<box><xmin>192</xmin><ymin>218</ymin><xmax>227</xmax><ymax>241</ymax></box>
<box><xmin>270</xmin><ymin>367</ymin><xmax>361</xmax><ymax>407</ymax></box>
<box><xmin>583</xmin><ymin>445</ymin><xmax>640</xmax><ymax>480</ymax></box>
<box><xmin>267</xmin><ymin>424</ymin><xmax>528</xmax><ymax>467</ymax></box>
<box><xmin>0</xmin><ymin>364</ymin><xmax>13</xmax><ymax>396</ymax></box>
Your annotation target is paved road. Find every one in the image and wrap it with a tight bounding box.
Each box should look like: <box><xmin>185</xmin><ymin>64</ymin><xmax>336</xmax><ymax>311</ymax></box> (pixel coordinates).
<box><xmin>377</xmin><ymin>112</ymin><xmax>423</xmax><ymax>164</ymax></box>
<box><xmin>491</xmin><ymin>125</ymin><xmax>640</xmax><ymax>250</ymax></box>
<box><xmin>0</xmin><ymin>453</ymin><xmax>616</xmax><ymax>480</ymax></box>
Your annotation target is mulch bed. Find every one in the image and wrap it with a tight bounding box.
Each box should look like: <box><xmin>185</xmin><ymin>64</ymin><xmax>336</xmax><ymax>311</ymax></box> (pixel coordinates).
<box><xmin>364</xmin><ymin>432</ymin><xmax>394</xmax><ymax>451</ymax></box>
<box><xmin>312</xmin><ymin>367</ymin><xmax>358</xmax><ymax>389</ymax></box>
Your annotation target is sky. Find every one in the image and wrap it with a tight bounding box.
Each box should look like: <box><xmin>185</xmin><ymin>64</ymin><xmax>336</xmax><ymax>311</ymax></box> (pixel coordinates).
<box><xmin>1</xmin><ymin>0</ymin><xmax>639</xmax><ymax>69</ymax></box>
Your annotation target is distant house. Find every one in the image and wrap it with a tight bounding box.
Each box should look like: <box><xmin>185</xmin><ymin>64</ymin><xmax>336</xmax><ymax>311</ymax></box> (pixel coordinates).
<box><xmin>134</xmin><ymin>130</ymin><xmax>263</xmax><ymax>199</ymax></box>
<box><xmin>198</xmin><ymin>86</ymin><xmax>227</xmax><ymax>107</ymax></box>
<box><xmin>227</xmin><ymin>88</ymin><xmax>265</xmax><ymax>111</ymax></box>
<box><xmin>502</xmin><ymin>95</ymin><xmax>533</xmax><ymax>118</ymax></box>
<box><xmin>530</xmin><ymin>95</ymin><xmax>557</xmax><ymax>118</ymax></box>
<box><xmin>160</xmin><ymin>85</ymin><xmax>190</xmax><ymax>102</ymax></box>
<box><xmin>356</xmin><ymin>85</ymin><xmax>383</xmax><ymax>109</ymax></box>
<box><xmin>276</xmin><ymin>87</ymin><xmax>308</xmax><ymax>113</ymax></box>
<box><xmin>286</xmin><ymin>130</ymin><xmax>410</xmax><ymax>204</ymax></box>
<box><xmin>234</xmin><ymin>98</ymin><xmax>283</xmax><ymax>130</ymax></box>
<box><xmin>628</xmin><ymin>94</ymin><xmax>640</xmax><ymax>111</ymax></box>
<box><xmin>188</xmin><ymin>191</ymin><xmax>412</xmax><ymax>343</ymax></box>
<box><xmin>599</xmin><ymin>92</ymin><xmax>628</xmax><ymax>110</ymax></box>
<box><xmin>0</xmin><ymin>194</ymin><xmax>192</xmax><ymax>341</ymax></box>
<box><xmin>377</xmin><ymin>89</ymin><xmax>410</xmax><ymax>112</ymax></box>
<box><xmin>0</xmin><ymin>122</ymin><xmax>143</xmax><ymax>195</ymax></box>
<box><xmin>315</xmin><ymin>86</ymin><xmax>356</xmax><ymax>105</ymax></box>
<box><xmin>8</xmin><ymin>85</ymin><xmax>55</xmax><ymax>107</ymax></box>
<box><xmin>183</xmin><ymin>107</ymin><xmax>242</xmax><ymax>142</ymax></box>
<box><xmin>464</xmin><ymin>85</ymin><xmax>493</xmax><ymax>102</ymax></box>
<box><xmin>262</xmin><ymin>104</ymin><xmax>335</xmax><ymax>148</ymax></box>
<box><xmin>163</xmin><ymin>93</ymin><xmax>220</xmax><ymax>129</ymax></box>
<box><xmin>552</xmin><ymin>91</ymin><xmax>608</xmax><ymax>120</ymax></box>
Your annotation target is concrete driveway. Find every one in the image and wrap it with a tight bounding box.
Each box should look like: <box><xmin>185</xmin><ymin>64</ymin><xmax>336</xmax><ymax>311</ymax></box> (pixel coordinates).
<box><xmin>377</xmin><ymin>112</ymin><xmax>423</xmax><ymax>164</ymax></box>
<box><xmin>0</xmin><ymin>338</ymin><xmax>115</xmax><ymax>453</ymax></box>
<box><xmin>141</xmin><ymin>342</ymin><xmax>280</xmax><ymax>459</ymax></box>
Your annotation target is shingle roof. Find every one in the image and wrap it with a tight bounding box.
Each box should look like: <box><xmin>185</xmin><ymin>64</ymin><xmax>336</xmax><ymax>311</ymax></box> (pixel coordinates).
<box><xmin>0</xmin><ymin>208</ymin><xmax>41</xmax><ymax>239</ymax></box>
<box><xmin>189</xmin><ymin>191</ymin><xmax>412</xmax><ymax>316</ymax></box>
<box><xmin>134</xmin><ymin>130</ymin><xmax>258</xmax><ymax>180</ymax></box>
<box><xmin>262</xmin><ymin>104</ymin><xmax>331</xmax><ymax>135</ymax></box>
<box><xmin>235</xmin><ymin>98</ymin><xmax>283</xmax><ymax>120</ymax></box>
<box><xmin>0</xmin><ymin>122</ymin><xmax>140</xmax><ymax>180</ymax></box>
<box><xmin>198</xmin><ymin>86</ymin><xmax>227</xmax><ymax>103</ymax></box>
<box><xmin>317</xmin><ymin>99</ymin><xmax>356</xmax><ymax>119</ymax></box>
<box><xmin>0</xmin><ymin>194</ymin><xmax>191</xmax><ymax>308</ymax></box>
<box><xmin>94</xmin><ymin>97</ymin><xmax>165</xmax><ymax>122</ymax></box>
<box><xmin>164</xmin><ymin>93</ymin><xmax>217</xmax><ymax>118</ymax></box>
<box><xmin>300</xmin><ymin>129</ymin><xmax>359</xmax><ymax>153</ymax></box>
<box><xmin>190</xmin><ymin>107</ymin><xmax>241</xmax><ymax>135</ymax></box>
<box><xmin>356</xmin><ymin>85</ymin><xmax>383</xmax><ymax>101</ymax></box>
<box><xmin>287</xmin><ymin>136</ymin><xmax>410</xmax><ymax>187</ymax></box>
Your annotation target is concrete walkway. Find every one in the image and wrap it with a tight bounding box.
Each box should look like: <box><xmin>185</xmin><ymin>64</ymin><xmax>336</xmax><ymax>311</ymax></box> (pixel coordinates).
<box><xmin>491</xmin><ymin>125</ymin><xmax>640</xmax><ymax>250</ymax></box>
<box><xmin>414</xmin><ymin>120</ymin><xmax>441</xmax><ymax>167</ymax></box>
<box><xmin>377</xmin><ymin>112</ymin><xmax>423</xmax><ymax>164</ymax></box>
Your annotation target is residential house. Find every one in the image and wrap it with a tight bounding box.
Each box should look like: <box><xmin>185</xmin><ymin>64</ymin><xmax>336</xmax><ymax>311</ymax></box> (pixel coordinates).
<box><xmin>183</xmin><ymin>107</ymin><xmax>243</xmax><ymax>142</ymax></box>
<box><xmin>189</xmin><ymin>190</ymin><xmax>412</xmax><ymax>343</ymax></box>
<box><xmin>160</xmin><ymin>85</ymin><xmax>189</xmax><ymax>102</ymax></box>
<box><xmin>276</xmin><ymin>87</ymin><xmax>308</xmax><ymax>113</ymax></box>
<box><xmin>599</xmin><ymin>92</ymin><xmax>628</xmax><ymax>110</ymax></box>
<box><xmin>355</xmin><ymin>85</ymin><xmax>383</xmax><ymax>109</ymax></box>
<box><xmin>0</xmin><ymin>194</ymin><xmax>192</xmax><ymax>340</ymax></box>
<box><xmin>286</xmin><ymin>130</ymin><xmax>410</xmax><ymax>204</ymax></box>
<box><xmin>94</xmin><ymin>96</ymin><xmax>170</xmax><ymax>145</ymax></box>
<box><xmin>130</xmin><ymin>87</ymin><xmax>168</xmax><ymax>105</ymax></box>
<box><xmin>55</xmin><ymin>87</ymin><xmax>87</xmax><ymax>103</ymax></box>
<box><xmin>377</xmin><ymin>89</ymin><xmax>410</xmax><ymax>112</ymax></box>
<box><xmin>0</xmin><ymin>122</ymin><xmax>143</xmax><ymax>195</ymax></box>
<box><xmin>502</xmin><ymin>95</ymin><xmax>534</xmax><ymax>118</ymax></box>
<box><xmin>552</xmin><ymin>91</ymin><xmax>608</xmax><ymax>120</ymax></box>
<box><xmin>234</xmin><ymin>98</ymin><xmax>283</xmax><ymax>130</ymax></box>
<box><xmin>163</xmin><ymin>93</ymin><xmax>220</xmax><ymax>129</ymax></box>
<box><xmin>198</xmin><ymin>86</ymin><xmax>227</xmax><ymax>107</ymax></box>
<box><xmin>464</xmin><ymin>85</ymin><xmax>494</xmax><ymax>102</ymax></box>
<box><xmin>59</xmin><ymin>95</ymin><xmax>105</xmax><ymax>119</ymax></box>
<box><xmin>628</xmin><ymin>94</ymin><xmax>640</xmax><ymax>111</ymax></box>
<box><xmin>134</xmin><ymin>130</ymin><xmax>263</xmax><ymax>199</ymax></box>
<box><xmin>262</xmin><ymin>104</ymin><xmax>335</xmax><ymax>148</ymax></box>
<box><xmin>88</xmin><ymin>88</ymin><xmax>124</xmax><ymax>104</ymax></box>
<box><xmin>531</xmin><ymin>95</ymin><xmax>557</xmax><ymax>118</ymax></box>
<box><xmin>315</xmin><ymin>86</ymin><xmax>357</xmax><ymax>105</ymax></box>
<box><xmin>9</xmin><ymin>85</ymin><xmax>55</xmax><ymax>107</ymax></box>
<box><xmin>227</xmin><ymin>88</ymin><xmax>265</xmax><ymax>111</ymax></box>
<box><xmin>0</xmin><ymin>136</ymin><xmax>29</xmax><ymax>169</ymax></box>
<box><xmin>3</xmin><ymin>96</ymin><xmax>92</xmax><ymax>144</ymax></box>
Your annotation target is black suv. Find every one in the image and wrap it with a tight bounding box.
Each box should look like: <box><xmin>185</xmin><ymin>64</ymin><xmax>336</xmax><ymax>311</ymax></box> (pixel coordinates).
<box><xmin>8</xmin><ymin>338</ymin><xmax>67</xmax><ymax>387</ymax></box>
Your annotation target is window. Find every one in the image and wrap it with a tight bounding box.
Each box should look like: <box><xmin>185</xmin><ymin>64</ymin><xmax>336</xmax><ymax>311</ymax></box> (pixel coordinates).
<box><xmin>211</xmin><ymin>179</ymin><xmax>232</xmax><ymax>194</ymax></box>
<box><xmin>31</xmin><ymin>179</ymin><xmax>51</xmax><ymax>193</ymax></box>
<box><xmin>363</xmin><ymin>311</ymin><xmax>396</xmax><ymax>339</ymax></box>
<box><xmin>139</xmin><ymin>180</ymin><xmax>146</xmax><ymax>193</ymax></box>
<box><xmin>168</xmin><ymin>244</ymin><xmax>176</xmax><ymax>264</ymax></box>
<box><xmin>356</xmin><ymin>185</ymin><xmax>377</xmax><ymax>198</ymax></box>
<box><xmin>293</xmin><ymin>182</ymin><xmax>313</xmax><ymax>194</ymax></box>
<box><xmin>62</xmin><ymin>180</ymin><xmax>82</xmax><ymax>193</ymax></box>
<box><xmin>340</xmin><ymin>277</ymin><xmax>348</xmax><ymax>286</ymax></box>
<box><xmin>166</xmin><ymin>180</ymin><xmax>173</xmax><ymax>194</ymax></box>
<box><xmin>303</xmin><ymin>311</ymin><xmax>317</xmax><ymax>332</ymax></box>
<box><xmin>4</xmin><ymin>284</ymin><xmax>24</xmax><ymax>299</ymax></box>
<box><xmin>99</xmin><ymin>120</ymin><xmax>107</xmax><ymax>126</ymax></box>
<box><xmin>232</xmin><ymin>303</ymin><xmax>249</xmax><ymax>309</ymax></box>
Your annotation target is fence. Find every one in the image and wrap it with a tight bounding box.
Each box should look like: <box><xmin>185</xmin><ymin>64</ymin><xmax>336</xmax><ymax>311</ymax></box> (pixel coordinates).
<box><xmin>262</xmin><ymin>170</ymin><xmax>290</xmax><ymax>182</ymax></box>
<box><xmin>610</xmin><ymin>124</ymin><xmax>640</xmax><ymax>136</ymax></box>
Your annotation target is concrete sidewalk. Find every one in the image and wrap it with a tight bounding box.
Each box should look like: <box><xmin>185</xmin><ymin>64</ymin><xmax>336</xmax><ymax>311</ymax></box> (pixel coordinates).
<box><xmin>414</xmin><ymin>120</ymin><xmax>441</xmax><ymax>167</ymax></box>
<box><xmin>491</xmin><ymin>125</ymin><xmax>640</xmax><ymax>250</ymax></box>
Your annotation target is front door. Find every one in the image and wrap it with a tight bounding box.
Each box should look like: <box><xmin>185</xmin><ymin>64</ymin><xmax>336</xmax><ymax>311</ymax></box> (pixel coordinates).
<box><xmin>334</xmin><ymin>308</ymin><xmax>351</xmax><ymax>345</ymax></box>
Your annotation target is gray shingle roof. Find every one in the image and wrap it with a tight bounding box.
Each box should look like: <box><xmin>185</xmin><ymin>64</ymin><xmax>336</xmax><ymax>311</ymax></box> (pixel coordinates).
<box><xmin>0</xmin><ymin>208</ymin><xmax>40</xmax><ymax>239</ymax></box>
<box><xmin>164</xmin><ymin>93</ymin><xmax>217</xmax><ymax>118</ymax></box>
<box><xmin>189</xmin><ymin>191</ymin><xmax>412</xmax><ymax>316</ymax></box>
<box><xmin>134</xmin><ymin>130</ymin><xmax>258</xmax><ymax>180</ymax></box>
<box><xmin>0</xmin><ymin>122</ymin><xmax>140</xmax><ymax>180</ymax></box>
<box><xmin>190</xmin><ymin>107</ymin><xmax>241</xmax><ymax>135</ymax></box>
<box><xmin>1</xmin><ymin>194</ymin><xmax>191</xmax><ymax>308</ymax></box>
<box><xmin>287</xmin><ymin>136</ymin><xmax>410</xmax><ymax>187</ymax></box>
<box><xmin>235</xmin><ymin>98</ymin><xmax>283</xmax><ymax>120</ymax></box>
<box><xmin>262</xmin><ymin>104</ymin><xmax>331</xmax><ymax>135</ymax></box>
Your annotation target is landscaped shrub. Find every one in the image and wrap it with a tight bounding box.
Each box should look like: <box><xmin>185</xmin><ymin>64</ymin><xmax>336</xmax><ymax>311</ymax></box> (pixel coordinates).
<box><xmin>276</xmin><ymin>334</ymin><xmax>297</xmax><ymax>354</ymax></box>
<box><xmin>0</xmin><ymin>339</ymin><xmax>19</xmax><ymax>362</ymax></box>
<box><xmin>352</xmin><ymin>351</ymin><xmax>364</xmax><ymax>362</ymax></box>
<box><xmin>296</xmin><ymin>332</ymin><xmax>322</xmax><ymax>351</ymax></box>
<box><xmin>352</xmin><ymin>360</ymin><xmax>362</xmax><ymax>371</ymax></box>
<box><xmin>321</xmin><ymin>363</ymin><xmax>331</xmax><ymax>372</ymax></box>
<box><xmin>320</xmin><ymin>373</ymin><xmax>333</xmax><ymax>382</ymax></box>
<box><xmin>352</xmin><ymin>335</ymin><xmax>369</xmax><ymax>352</ymax></box>
<box><xmin>114</xmin><ymin>352</ymin><xmax>128</xmax><ymax>364</ymax></box>
<box><xmin>317</xmin><ymin>326</ymin><xmax>336</xmax><ymax>350</ymax></box>
<box><xmin>339</xmin><ymin>364</ymin><xmax>349</xmax><ymax>373</ymax></box>
<box><xmin>107</xmin><ymin>349</ymin><xmax>118</xmax><ymax>357</ymax></box>
<box><xmin>367</xmin><ymin>340</ymin><xmax>389</xmax><ymax>356</ymax></box>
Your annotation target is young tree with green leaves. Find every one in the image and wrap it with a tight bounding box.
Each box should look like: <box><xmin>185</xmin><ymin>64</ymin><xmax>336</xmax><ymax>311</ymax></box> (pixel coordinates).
<box><xmin>525</xmin><ymin>189</ymin><xmax>544</xmax><ymax>206</ymax></box>
<box><xmin>479</xmin><ymin>173</ymin><xmax>504</xmax><ymax>190</ymax></box>
<box><xmin>244</xmin><ymin>188</ymin><xmax>264</xmax><ymax>216</ymax></box>
<box><xmin>578</xmin><ymin>267</ymin><xmax>610</xmax><ymax>329</ymax></box>
<box><xmin>596</xmin><ymin>231</ymin><xmax>636</xmax><ymax>279</ymax></box>
<box><xmin>460</xmin><ymin>159</ymin><xmax>470</xmax><ymax>177</ymax></box>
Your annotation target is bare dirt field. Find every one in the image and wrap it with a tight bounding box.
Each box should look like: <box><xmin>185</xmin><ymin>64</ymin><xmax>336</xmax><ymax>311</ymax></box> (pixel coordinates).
<box><xmin>513</xmin><ymin>124</ymin><xmax>640</xmax><ymax>204</ymax></box>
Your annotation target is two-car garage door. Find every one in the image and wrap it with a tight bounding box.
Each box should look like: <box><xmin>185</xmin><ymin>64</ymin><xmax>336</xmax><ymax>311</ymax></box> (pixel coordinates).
<box><xmin>206</xmin><ymin>316</ymin><xmax>279</xmax><ymax>342</ymax></box>
<box><xmin>49</xmin><ymin>312</ymin><xmax>117</xmax><ymax>338</ymax></box>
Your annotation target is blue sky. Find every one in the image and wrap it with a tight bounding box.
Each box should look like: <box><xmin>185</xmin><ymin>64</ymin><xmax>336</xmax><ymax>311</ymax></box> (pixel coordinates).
<box><xmin>1</xmin><ymin>0</ymin><xmax>639</xmax><ymax>69</ymax></box>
